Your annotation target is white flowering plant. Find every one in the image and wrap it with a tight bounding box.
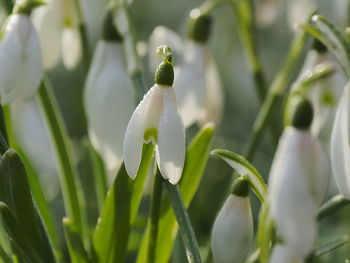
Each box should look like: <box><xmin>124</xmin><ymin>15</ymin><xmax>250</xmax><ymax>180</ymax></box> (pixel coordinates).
<box><xmin>0</xmin><ymin>0</ymin><xmax>350</xmax><ymax>262</ymax></box>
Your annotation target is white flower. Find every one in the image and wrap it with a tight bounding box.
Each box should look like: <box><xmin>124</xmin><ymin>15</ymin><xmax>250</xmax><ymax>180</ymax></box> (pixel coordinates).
<box><xmin>269</xmin><ymin>100</ymin><xmax>329</xmax><ymax>257</ymax></box>
<box><xmin>84</xmin><ymin>40</ymin><xmax>135</xmax><ymax>174</ymax></box>
<box><xmin>255</xmin><ymin>0</ymin><xmax>281</xmax><ymax>27</ymax></box>
<box><xmin>211</xmin><ymin>177</ymin><xmax>253</xmax><ymax>263</ymax></box>
<box><xmin>123</xmin><ymin>48</ymin><xmax>185</xmax><ymax>184</ymax></box>
<box><xmin>269</xmin><ymin>245</ymin><xmax>303</xmax><ymax>263</ymax></box>
<box><xmin>32</xmin><ymin>0</ymin><xmax>82</xmax><ymax>70</ymax></box>
<box><xmin>0</xmin><ymin>13</ymin><xmax>42</xmax><ymax>105</ymax></box>
<box><xmin>32</xmin><ymin>0</ymin><xmax>64</xmax><ymax>69</ymax></box>
<box><xmin>330</xmin><ymin>83</ymin><xmax>350</xmax><ymax>199</ymax></box>
<box><xmin>148</xmin><ymin>11</ymin><xmax>223</xmax><ymax>128</ymax></box>
<box><xmin>11</xmin><ymin>99</ymin><xmax>59</xmax><ymax>199</ymax></box>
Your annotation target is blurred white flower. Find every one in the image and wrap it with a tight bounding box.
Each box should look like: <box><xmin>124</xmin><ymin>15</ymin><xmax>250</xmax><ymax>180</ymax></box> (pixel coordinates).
<box><xmin>32</xmin><ymin>0</ymin><xmax>64</xmax><ymax>69</ymax></box>
<box><xmin>148</xmin><ymin>10</ymin><xmax>223</xmax><ymax>128</ymax></box>
<box><xmin>269</xmin><ymin>100</ymin><xmax>329</xmax><ymax>258</ymax></box>
<box><xmin>269</xmin><ymin>245</ymin><xmax>303</xmax><ymax>263</ymax></box>
<box><xmin>11</xmin><ymin>99</ymin><xmax>59</xmax><ymax>200</ymax></box>
<box><xmin>32</xmin><ymin>0</ymin><xmax>82</xmax><ymax>70</ymax></box>
<box><xmin>211</xmin><ymin>177</ymin><xmax>253</xmax><ymax>263</ymax></box>
<box><xmin>0</xmin><ymin>13</ymin><xmax>42</xmax><ymax>104</ymax></box>
<box><xmin>84</xmin><ymin>13</ymin><xmax>135</xmax><ymax>175</ymax></box>
<box><xmin>330</xmin><ymin>83</ymin><xmax>350</xmax><ymax>199</ymax></box>
<box><xmin>255</xmin><ymin>0</ymin><xmax>282</xmax><ymax>27</ymax></box>
<box><xmin>124</xmin><ymin>48</ymin><xmax>185</xmax><ymax>184</ymax></box>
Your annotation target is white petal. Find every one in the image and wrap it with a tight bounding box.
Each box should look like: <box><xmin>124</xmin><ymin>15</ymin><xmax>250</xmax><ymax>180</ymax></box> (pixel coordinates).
<box><xmin>0</xmin><ymin>15</ymin><xmax>42</xmax><ymax>104</ymax></box>
<box><xmin>32</xmin><ymin>0</ymin><xmax>64</xmax><ymax>70</ymax></box>
<box><xmin>269</xmin><ymin>245</ymin><xmax>303</xmax><ymax>263</ymax></box>
<box><xmin>157</xmin><ymin>87</ymin><xmax>185</xmax><ymax>184</ymax></box>
<box><xmin>123</xmin><ymin>85</ymin><xmax>163</xmax><ymax>179</ymax></box>
<box><xmin>269</xmin><ymin>128</ymin><xmax>321</xmax><ymax>257</ymax></box>
<box><xmin>62</xmin><ymin>27</ymin><xmax>82</xmax><ymax>70</ymax></box>
<box><xmin>211</xmin><ymin>195</ymin><xmax>253</xmax><ymax>263</ymax></box>
<box><xmin>255</xmin><ymin>0</ymin><xmax>281</xmax><ymax>27</ymax></box>
<box><xmin>173</xmin><ymin>41</ymin><xmax>206</xmax><ymax>127</ymax></box>
<box><xmin>330</xmin><ymin>84</ymin><xmax>350</xmax><ymax>198</ymax></box>
<box><xmin>85</xmin><ymin>41</ymin><xmax>135</xmax><ymax>174</ymax></box>
<box><xmin>198</xmin><ymin>51</ymin><xmax>223</xmax><ymax>126</ymax></box>
<box><xmin>148</xmin><ymin>25</ymin><xmax>183</xmax><ymax>72</ymax></box>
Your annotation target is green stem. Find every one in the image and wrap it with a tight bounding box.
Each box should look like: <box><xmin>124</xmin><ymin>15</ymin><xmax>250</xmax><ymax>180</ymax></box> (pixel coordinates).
<box><xmin>1</xmin><ymin>0</ymin><xmax>13</xmax><ymax>14</ymax></box>
<box><xmin>147</xmin><ymin>170</ymin><xmax>163</xmax><ymax>263</ymax></box>
<box><xmin>317</xmin><ymin>195</ymin><xmax>350</xmax><ymax>221</ymax></box>
<box><xmin>36</xmin><ymin>78</ymin><xmax>88</xmax><ymax>246</ymax></box>
<box><xmin>0</xmin><ymin>107</ymin><xmax>8</xmax><ymax>145</ymax></box>
<box><xmin>232</xmin><ymin>0</ymin><xmax>266</xmax><ymax>101</ymax></box>
<box><xmin>243</xmin><ymin>31</ymin><xmax>308</xmax><ymax>160</ymax></box>
<box><xmin>87</xmin><ymin>142</ymin><xmax>108</xmax><ymax>210</ymax></box>
<box><xmin>165</xmin><ymin>181</ymin><xmax>202</xmax><ymax>263</ymax></box>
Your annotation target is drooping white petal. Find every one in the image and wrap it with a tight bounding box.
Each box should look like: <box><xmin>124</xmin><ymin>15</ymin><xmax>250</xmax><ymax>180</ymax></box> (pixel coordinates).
<box><xmin>0</xmin><ymin>14</ymin><xmax>42</xmax><ymax>104</ymax></box>
<box><xmin>157</xmin><ymin>87</ymin><xmax>185</xmax><ymax>184</ymax></box>
<box><xmin>123</xmin><ymin>85</ymin><xmax>163</xmax><ymax>179</ymax></box>
<box><xmin>85</xmin><ymin>41</ymin><xmax>135</xmax><ymax>174</ymax></box>
<box><xmin>32</xmin><ymin>0</ymin><xmax>64</xmax><ymax>70</ymax></box>
<box><xmin>269</xmin><ymin>245</ymin><xmax>303</xmax><ymax>263</ymax></box>
<box><xmin>211</xmin><ymin>195</ymin><xmax>253</xmax><ymax>263</ymax></box>
<box><xmin>198</xmin><ymin>51</ymin><xmax>223</xmax><ymax>126</ymax></box>
<box><xmin>173</xmin><ymin>41</ymin><xmax>206</xmax><ymax>127</ymax></box>
<box><xmin>61</xmin><ymin>27</ymin><xmax>82</xmax><ymax>70</ymax></box>
<box><xmin>148</xmin><ymin>26</ymin><xmax>183</xmax><ymax>72</ymax></box>
<box><xmin>330</xmin><ymin>84</ymin><xmax>350</xmax><ymax>198</ymax></box>
<box><xmin>268</xmin><ymin>127</ymin><xmax>325</xmax><ymax>257</ymax></box>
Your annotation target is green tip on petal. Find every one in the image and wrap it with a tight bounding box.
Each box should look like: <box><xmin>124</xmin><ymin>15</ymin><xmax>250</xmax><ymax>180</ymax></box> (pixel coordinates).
<box><xmin>312</xmin><ymin>39</ymin><xmax>327</xmax><ymax>54</ymax></box>
<box><xmin>291</xmin><ymin>98</ymin><xmax>314</xmax><ymax>130</ymax></box>
<box><xmin>14</xmin><ymin>0</ymin><xmax>46</xmax><ymax>15</ymax></box>
<box><xmin>155</xmin><ymin>45</ymin><xmax>174</xmax><ymax>86</ymax></box>
<box><xmin>187</xmin><ymin>9</ymin><xmax>212</xmax><ymax>43</ymax></box>
<box><xmin>102</xmin><ymin>9</ymin><xmax>123</xmax><ymax>42</ymax></box>
<box><xmin>231</xmin><ymin>176</ymin><xmax>249</xmax><ymax>197</ymax></box>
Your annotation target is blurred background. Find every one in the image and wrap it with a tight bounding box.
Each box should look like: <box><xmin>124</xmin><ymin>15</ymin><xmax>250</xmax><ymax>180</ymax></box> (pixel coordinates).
<box><xmin>1</xmin><ymin>0</ymin><xmax>349</xmax><ymax>262</ymax></box>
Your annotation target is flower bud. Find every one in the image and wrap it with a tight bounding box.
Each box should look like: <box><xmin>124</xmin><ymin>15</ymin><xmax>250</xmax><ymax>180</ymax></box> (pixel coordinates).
<box><xmin>155</xmin><ymin>45</ymin><xmax>174</xmax><ymax>86</ymax></box>
<box><xmin>291</xmin><ymin>98</ymin><xmax>313</xmax><ymax>130</ymax></box>
<box><xmin>102</xmin><ymin>9</ymin><xmax>123</xmax><ymax>42</ymax></box>
<box><xmin>211</xmin><ymin>177</ymin><xmax>253</xmax><ymax>263</ymax></box>
<box><xmin>187</xmin><ymin>9</ymin><xmax>212</xmax><ymax>43</ymax></box>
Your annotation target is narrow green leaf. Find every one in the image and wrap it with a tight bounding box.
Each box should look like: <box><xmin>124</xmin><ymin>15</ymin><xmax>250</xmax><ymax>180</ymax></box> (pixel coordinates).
<box><xmin>0</xmin><ymin>149</ymin><xmax>56</xmax><ymax>262</ymax></box>
<box><xmin>37</xmin><ymin>79</ymin><xmax>88</xmax><ymax>244</ymax></box>
<box><xmin>211</xmin><ymin>149</ymin><xmax>267</xmax><ymax>202</ymax></box>
<box><xmin>0</xmin><ymin>202</ymin><xmax>43</xmax><ymax>263</ymax></box>
<box><xmin>136</xmin><ymin>124</ymin><xmax>215</xmax><ymax>263</ymax></box>
<box><xmin>317</xmin><ymin>195</ymin><xmax>350</xmax><ymax>220</ymax></box>
<box><xmin>257</xmin><ymin>203</ymin><xmax>274</xmax><ymax>263</ymax></box>
<box><xmin>63</xmin><ymin>218</ymin><xmax>90</xmax><ymax>263</ymax></box>
<box><xmin>93</xmin><ymin>143</ymin><xmax>154</xmax><ymax>263</ymax></box>
<box><xmin>312</xmin><ymin>235</ymin><xmax>348</xmax><ymax>257</ymax></box>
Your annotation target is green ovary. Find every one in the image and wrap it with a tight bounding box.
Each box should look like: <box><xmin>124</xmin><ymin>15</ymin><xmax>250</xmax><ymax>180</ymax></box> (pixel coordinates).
<box><xmin>144</xmin><ymin>127</ymin><xmax>158</xmax><ymax>143</ymax></box>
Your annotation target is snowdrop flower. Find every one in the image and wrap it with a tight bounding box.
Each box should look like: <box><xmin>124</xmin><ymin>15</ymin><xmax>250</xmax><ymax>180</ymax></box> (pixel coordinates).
<box><xmin>269</xmin><ymin>99</ymin><xmax>329</xmax><ymax>258</ymax></box>
<box><xmin>330</xmin><ymin>83</ymin><xmax>350</xmax><ymax>199</ymax></box>
<box><xmin>211</xmin><ymin>177</ymin><xmax>253</xmax><ymax>263</ymax></box>
<box><xmin>269</xmin><ymin>245</ymin><xmax>303</xmax><ymax>263</ymax></box>
<box><xmin>84</xmin><ymin>11</ymin><xmax>135</xmax><ymax>175</ymax></box>
<box><xmin>32</xmin><ymin>0</ymin><xmax>82</xmax><ymax>70</ymax></box>
<box><xmin>174</xmin><ymin>9</ymin><xmax>223</xmax><ymax>127</ymax></box>
<box><xmin>0</xmin><ymin>0</ymin><xmax>43</xmax><ymax>105</ymax></box>
<box><xmin>32</xmin><ymin>0</ymin><xmax>64</xmax><ymax>69</ymax></box>
<box><xmin>255</xmin><ymin>0</ymin><xmax>282</xmax><ymax>27</ymax></box>
<box><xmin>123</xmin><ymin>45</ymin><xmax>185</xmax><ymax>184</ymax></box>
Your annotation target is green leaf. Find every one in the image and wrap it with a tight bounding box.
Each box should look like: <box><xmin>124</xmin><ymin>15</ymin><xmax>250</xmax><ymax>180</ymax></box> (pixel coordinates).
<box><xmin>256</xmin><ymin>203</ymin><xmax>274</xmax><ymax>263</ymax></box>
<box><xmin>63</xmin><ymin>218</ymin><xmax>90</xmax><ymax>263</ymax></box>
<box><xmin>93</xmin><ymin>143</ymin><xmax>154</xmax><ymax>263</ymax></box>
<box><xmin>136</xmin><ymin>124</ymin><xmax>215</xmax><ymax>263</ymax></box>
<box><xmin>211</xmin><ymin>149</ymin><xmax>267</xmax><ymax>202</ymax></box>
<box><xmin>317</xmin><ymin>195</ymin><xmax>350</xmax><ymax>221</ymax></box>
<box><xmin>0</xmin><ymin>202</ymin><xmax>43</xmax><ymax>263</ymax></box>
<box><xmin>302</xmin><ymin>15</ymin><xmax>350</xmax><ymax>77</ymax></box>
<box><xmin>0</xmin><ymin>149</ymin><xmax>56</xmax><ymax>262</ymax></box>
<box><xmin>307</xmin><ymin>235</ymin><xmax>348</xmax><ymax>260</ymax></box>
